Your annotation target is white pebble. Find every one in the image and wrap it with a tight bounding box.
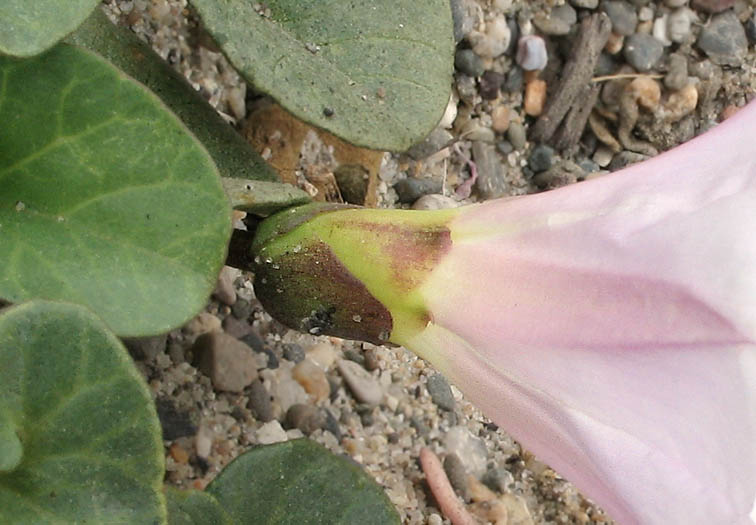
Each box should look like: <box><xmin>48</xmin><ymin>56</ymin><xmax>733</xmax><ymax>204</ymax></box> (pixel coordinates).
<box><xmin>516</xmin><ymin>35</ymin><xmax>548</xmax><ymax>71</ymax></box>
<box><xmin>667</xmin><ymin>8</ymin><xmax>691</xmax><ymax>44</ymax></box>
<box><xmin>256</xmin><ymin>420</ymin><xmax>289</xmax><ymax>444</ymax></box>
<box><xmin>652</xmin><ymin>15</ymin><xmax>672</xmax><ymax>46</ymax></box>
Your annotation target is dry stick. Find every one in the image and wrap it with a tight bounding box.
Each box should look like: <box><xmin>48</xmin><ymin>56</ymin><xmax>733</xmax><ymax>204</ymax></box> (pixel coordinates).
<box><xmin>552</xmin><ymin>83</ymin><xmax>601</xmax><ymax>152</ymax></box>
<box><xmin>529</xmin><ymin>13</ymin><xmax>612</xmax><ymax>144</ymax></box>
<box><xmin>419</xmin><ymin>447</ymin><xmax>476</xmax><ymax>525</ymax></box>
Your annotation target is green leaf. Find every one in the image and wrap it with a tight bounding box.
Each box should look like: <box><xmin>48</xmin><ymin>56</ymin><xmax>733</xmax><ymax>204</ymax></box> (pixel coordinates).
<box><xmin>165</xmin><ymin>486</ymin><xmax>232</xmax><ymax>525</ymax></box>
<box><xmin>67</xmin><ymin>7</ymin><xmax>281</xmax><ymax>185</ymax></box>
<box><xmin>0</xmin><ymin>0</ymin><xmax>100</xmax><ymax>57</ymax></box>
<box><xmin>206</xmin><ymin>438</ymin><xmax>401</xmax><ymax>524</ymax></box>
<box><xmin>0</xmin><ymin>301</ymin><xmax>165</xmax><ymax>524</ymax></box>
<box><xmin>191</xmin><ymin>0</ymin><xmax>454</xmax><ymax>152</ymax></box>
<box><xmin>0</xmin><ymin>44</ymin><xmax>231</xmax><ymax>336</ymax></box>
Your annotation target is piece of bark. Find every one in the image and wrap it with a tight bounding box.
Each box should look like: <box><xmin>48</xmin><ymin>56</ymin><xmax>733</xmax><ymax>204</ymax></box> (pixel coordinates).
<box><xmin>551</xmin><ymin>83</ymin><xmax>601</xmax><ymax>152</ymax></box>
<box><xmin>530</xmin><ymin>13</ymin><xmax>611</xmax><ymax>144</ymax></box>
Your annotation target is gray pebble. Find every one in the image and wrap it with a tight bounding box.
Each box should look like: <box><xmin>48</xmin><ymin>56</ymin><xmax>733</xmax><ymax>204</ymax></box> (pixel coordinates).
<box><xmin>343</xmin><ymin>348</ymin><xmax>366</xmax><ymax>366</ymax></box>
<box><xmin>156</xmin><ymin>397</ymin><xmax>197</xmax><ymax>440</ymax></box>
<box><xmin>496</xmin><ymin>140</ymin><xmax>514</xmax><ymax>155</ymax></box>
<box><xmin>285</xmin><ymin>404</ymin><xmax>325</xmax><ymax>435</ymax></box>
<box><xmin>322</xmin><ymin>409</ymin><xmax>342</xmax><ymax>440</ymax></box>
<box><xmin>506</xmin><ymin>121</ymin><xmax>527</xmax><ymax>150</ymax></box>
<box><xmin>333</xmin><ymin>164</ymin><xmax>369</xmax><ymax>205</ymax></box>
<box><xmin>338</xmin><ymin>359</ymin><xmax>383</xmax><ymax>406</ymax></box>
<box><xmin>168</xmin><ymin>342</ymin><xmax>185</xmax><ymax>364</ymax></box>
<box><xmin>601</xmin><ymin>1</ymin><xmax>638</xmax><ymax>36</ymax></box>
<box><xmin>696</xmin><ymin>10</ymin><xmax>748</xmax><ymax>66</ymax></box>
<box><xmin>506</xmin><ymin>17</ymin><xmax>519</xmax><ymax>55</ymax></box>
<box><xmin>664</xmin><ymin>52</ymin><xmax>688</xmax><ymax>91</ymax></box>
<box><xmin>570</xmin><ymin>0</ymin><xmax>599</xmax><ymax>9</ymax></box>
<box><xmin>623</xmin><ymin>33</ymin><xmax>664</xmax><ymax>71</ymax></box>
<box><xmin>412</xmin><ymin>194</ymin><xmax>459</xmax><ymax>210</ymax></box>
<box><xmin>222</xmin><ymin>315</ymin><xmax>252</xmax><ymax>339</ymax></box>
<box><xmin>667</xmin><ymin>8</ymin><xmax>692</xmax><ymax>44</ymax></box>
<box><xmin>502</xmin><ymin>66</ymin><xmax>523</xmax><ymax>93</ymax></box>
<box><xmin>609</xmin><ymin>150</ymin><xmax>649</xmax><ymax>170</ymax></box>
<box><xmin>578</xmin><ymin>158</ymin><xmax>600</xmax><ymax>174</ymax></box>
<box><xmin>534</xmin><ymin>5</ymin><xmax>576</xmax><ymax>35</ymax></box>
<box><xmin>528</xmin><ymin>144</ymin><xmax>555</xmax><ymax>172</ymax></box>
<box><xmin>595</xmin><ymin>52</ymin><xmax>618</xmax><ymax>76</ymax></box>
<box><xmin>456</xmin><ymin>75</ymin><xmax>478</xmax><ymax>105</ymax></box>
<box><xmin>393</xmin><ymin>177</ymin><xmax>443</xmax><ymax>203</ymax></box>
<box><xmin>427</xmin><ymin>373</ymin><xmax>456</xmax><ymax>411</ymax></box>
<box><xmin>247</xmin><ymin>379</ymin><xmax>274</xmax><ymax>422</ymax></box>
<box><xmin>443</xmin><ymin>453</ymin><xmax>469</xmax><ymax>499</ymax></box>
<box><xmin>746</xmin><ymin>12</ymin><xmax>756</xmax><ymax>45</ymax></box>
<box><xmin>282</xmin><ymin>343</ymin><xmax>305</xmax><ymax>363</ymax></box>
<box><xmin>122</xmin><ymin>334</ymin><xmax>167</xmax><ymax>361</ymax></box>
<box><xmin>472</xmin><ymin>141</ymin><xmax>509</xmax><ymax>199</ymax></box>
<box><xmin>533</xmin><ymin>161</ymin><xmax>584</xmax><ymax>190</ymax></box>
<box><xmin>410</xmin><ymin>416</ymin><xmax>431</xmax><ymax>437</ymax></box>
<box><xmin>450</xmin><ymin>0</ymin><xmax>475</xmax><ymax>42</ymax></box>
<box><xmin>454</xmin><ymin>49</ymin><xmax>485</xmax><ymax>77</ymax></box>
<box><xmin>231</xmin><ymin>298</ymin><xmax>252</xmax><ymax>320</ymax></box>
<box><xmin>212</xmin><ymin>267</ymin><xmax>236</xmax><ymax>306</ymax></box>
<box><xmin>405</xmin><ymin>128</ymin><xmax>454</xmax><ymax>161</ymax></box>
<box><xmin>482</xmin><ymin>466</ymin><xmax>514</xmax><ymax>493</ymax></box>
<box><xmin>193</xmin><ymin>332</ymin><xmax>258</xmax><ymax>392</ymax></box>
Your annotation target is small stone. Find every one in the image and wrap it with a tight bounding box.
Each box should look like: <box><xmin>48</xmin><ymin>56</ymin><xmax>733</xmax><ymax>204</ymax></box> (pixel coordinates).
<box><xmin>479</xmin><ymin>71</ymin><xmax>504</xmax><ymax>100</ymax></box>
<box><xmin>667</xmin><ymin>8</ymin><xmax>692</xmax><ymax>44</ymax></box>
<box><xmin>524</xmin><ymin>78</ymin><xmax>547</xmax><ymax>116</ymax></box>
<box><xmin>222</xmin><ymin>315</ymin><xmax>252</xmax><ymax>339</ymax></box>
<box><xmin>393</xmin><ymin>177</ymin><xmax>443</xmax><ymax>203</ymax></box>
<box><xmin>168</xmin><ymin>342</ymin><xmax>185</xmax><ymax>364</ymax></box>
<box><xmin>482</xmin><ymin>467</ymin><xmax>514</xmax><ymax>493</ymax></box>
<box><xmin>664</xmin><ymin>0</ymin><xmax>687</xmax><ymax>6</ymax></box>
<box><xmin>412</xmin><ymin>194</ymin><xmax>460</xmax><ymax>210</ymax></box>
<box><xmin>454</xmin><ymin>49</ymin><xmax>485</xmax><ymax>77</ymax></box>
<box><xmin>410</xmin><ymin>416</ymin><xmax>431</xmax><ymax>437</ymax></box>
<box><xmin>212</xmin><ymin>266</ymin><xmax>237</xmax><ymax>306</ymax></box>
<box><xmin>231</xmin><ymin>298</ymin><xmax>253</xmax><ymax>320</ymax></box>
<box><xmin>659</xmin><ymin>83</ymin><xmax>698</xmax><ymax>122</ymax></box>
<box><xmin>405</xmin><ymin>128</ymin><xmax>454</xmax><ymax>160</ymax></box>
<box><xmin>195</xmin><ymin>426</ymin><xmax>213</xmax><ymax>459</ymax></box>
<box><xmin>472</xmin><ymin>141</ymin><xmax>509</xmax><ymax>199</ymax></box>
<box><xmin>691</xmin><ymin>0</ymin><xmax>735</xmax><ymax>13</ymax></box>
<box><xmin>282</xmin><ymin>343</ymin><xmax>305</xmax><ymax>363</ymax></box>
<box><xmin>439</xmin><ymin>95</ymin><xmax>458</xmax><ymax>129</ymax></box>
<box><xmin>604</xmin><ymin>31</ymin><xmax>625</xmax><ymax>54</ymax></box>
<box><xmin>306</xmin><ymin>341</ymin><xmax>337</xmax><ymax>370</ymax></box>
<box><xmin>696</xmin><ymin>10</ymin><xmax>748</xmax><ymax>66</ymax></box>
<box><xmin>322</xmin><ymin>409</ymin><xmax>342</xmax><ymax>440</ymax></box>
<box><xmin>601</xmin><ymin>1</ymin><xmax>638</xmax><ymax>36</ymax></box>
<box><xmin>533</xmin><ymin>162</ymin><xmax>584</xmax><ymax>189</ymax></box>
<box><xmin>450</xmin><ymin>0</ymin><xmax>474</xmax><ymax>42</ymax></box>
<box><xmin>570</xmin><ymin>0</ymin><xmax>599</xmax><ymax>8</ymax></box>
<box><xmin>122</xmin><ymin>334</ymin><xmax>167</xmax><ymax>361</ymax></box>
<box><xmin>608</xmin><ymin>150</ymin><xmax>649</xmax><ymax>170</ymax></box>
<box><xmin>285</xmin><ymin>404</ymin><xmax>326</xmax><ymax>435</ymax></box>
<box><xmin>456</xmin><ymin>75</ymin><xmax>478</xmax><ymax>105</ymax></box>
<box><xmin>193</xmin><ymin>332</ymin><xmax>258</xmax><ymax>392</ymax></box>
<box><xmin>664</xmin><ymin>52</ymin><xmax>688</xmax><ymax>91</ymax></box>
<box><xmin>534</xmin><ymin>5</ymin><xmax>576</xmax><ymax>35</ymax></box>
<box><xmin>652</xmin><ymin>15</ymin><xmax>671</xmax><ymax>47</ymax></box>
<box><xmin>343</xmin><ymin>349</ymin><xmax>365</xmax><ymax>366</ymax></box>
<box><xmin>292</xmin><ymin>359</ymin><xmax>330</xmax><ymax>402</ymax></box>
<box><xmin>255</xmin><ymin>420</ymin><xmax>288</xmax><ymax>445</ymax></box>
<box><xmin>427</xmin><ymin>373</ymin><xmax>456</xmax><ymax>411</ymax></box>
<box><xmin>593</xmin><ymin>145</ymin><xmax>615</xmax><ymax>167</ymax></box>
<box><xmin>470</xmin><ymin>17</ymin><xmax>511</xmax><ymax>59</ymax></box>
<box><xmin>334</xmin><ymin>164</ymin><xmax>369</xmax><ymax>205</ymax></box>
<box><xmin>443</xmin><ymin>453</ymin><xmax>469</xmax><ymax>499</ymax></box>
<box><xmin>184</xmin><ymin>312</ymin><xmax>222</xmax><ymax>337</ymax></box>
<box><xmin>746</xmin><ymin>13</ymin><xmax>756</xmax><ymax>45</ymax></box>
<box><xmin>501</xmin><ymin>493</ymin><xmax>535</xmax><ymax>525</ymax></box>
<box><xmin>444</xmin><ymin>426</ymin><xmax>488</xmax><ymax>478</ymax></box>
<box><xmin>528</xmin><ymin>144</ymin><xmax>555</xmax><ymax>172</ymax></box>
<box><xmin>461</xmin><ymin>120</ymin><xmax>496</xmax><ymax>142</ymax></box>
<box><xmin>491</xmin><ymin>105</ymin><xmax>511</xmax><ymax>133</ymax></box>
<box><xmin>623</xmin><ymin>33</ymin><xmax>664</xmax><ymax>71</ymax></box>
<box><xmin>496</xmin><ymin>140</ymin><xmax>514</xmax><ymax>155</ymax></box>
<box><xmin>637</xmin><ymin>6</ymin><xmax>653</xmax><ymax>21</ymax></box>
<box><xmin>247</xmin><ymin>379</ymin><xmax>274</xmax><ymax>422</ymax></box>
<box><xmin>155</xmin><ymin>398</ymin><xmax>196</xmax><ymax>440</ymax></box>
<box><xmin>338</xmin><ymin>359</ymin><xmax>383</xmax><ymax>405</ymax></box>
<box><xmin>169</xmin><ymin>443</ymin><xmax>189</xmax><ymax>464</ymax></box>
<box><xmin>507</xmin><ymin>121</ymin><xmax>527</xmax><ymax>151</ymax></box>
<box><xmin>502</xmin><ymin>66</ymin><xmax>523</xmax><ymax>93</ymax></box>
<box><xmin>516</xmin><ymin>35</ymin><xmax>548</xmax><ymax>71</ymax></box>
<box><xmin>578</xmin><ymin>158</ymin><xmax>600</xmax><ymax>174</ymax></box>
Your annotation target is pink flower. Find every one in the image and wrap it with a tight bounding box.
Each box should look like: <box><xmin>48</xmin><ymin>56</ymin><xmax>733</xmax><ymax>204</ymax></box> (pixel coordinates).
<box><xmin>252</xmin><ymin>101</ymin><xmax>756</xmax><ymax>524</ymax></box>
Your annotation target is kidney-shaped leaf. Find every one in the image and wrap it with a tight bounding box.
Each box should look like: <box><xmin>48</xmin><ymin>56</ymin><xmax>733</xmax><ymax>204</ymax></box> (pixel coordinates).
<box><xmin>0</xmin><ymin>44</ymin><xmax>231</xmax><ymax>336</ymax></box>
<box><xmin>191</xmin><ymin>0</ymin><xmax>454</xmax><ymax>152</ymax></box>
<box><xmin>0</xmin><ymin>301</ymin><xmax>165</xmax><ymax>524</ymax></box>
<box><xmin>206</xmin><ymin>438</ymin><xmax>400</xmax><ymax>524</ymax></box>
<box><xmin>0</xmin><ymin>0</ymin><xmax>100</xmax><ymax>57</ymax></box>
<box><xmin>165</xmin><ymin>486</ymin><xmax>232</xmax><ymax>525</ymax></box>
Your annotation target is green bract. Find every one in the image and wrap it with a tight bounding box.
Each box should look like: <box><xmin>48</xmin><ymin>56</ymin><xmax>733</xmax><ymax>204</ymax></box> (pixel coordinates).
<box><xmin>0</xmin><ymin>44</ymin><xmax>231</xmax><ymax>336</ymax></box>
<box><xmin>0</xmin><ymin>301</ymin><xmax>165</xmax><ymax>524</ymax></box>
<box><xmin>0</xmin><ymin>0</ymin><xmax>100</xmax><ymax>57</ymax></box>
<box><xmin>191</xmin><ymin>0</ymin><xmax>454</xmax><ymax>151</ymax></box>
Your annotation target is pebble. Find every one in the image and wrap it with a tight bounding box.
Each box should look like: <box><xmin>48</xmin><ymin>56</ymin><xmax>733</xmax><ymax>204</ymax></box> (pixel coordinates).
<box><xmin>664</xmin><ymin>53</ymin><xmax>689</xmax><ymax>91</ymax></box>
<box><xmin>439</xmin><ymin>95</ymin><xmax>458</xmax><ymax>129</ymax></box>
<box><xmin>269</xmin><ymin>371</ymin><xmax>309</xmax><ymax>416</ymax></box>
<box><xmin>524</xmin><ymin>78</ymin><xmax>547</xmax><ymax>116</ymax></box>
<box><xmin>491</xmin><ymin>105</ymin><xmax>511</xmax><ymax>133</ymax></box>
<box><xmin>427</xmin><ymin>373</ymin><xmax>456</xmax><ymax>411</ymax></box>
<box><xmin>660</xmin><ymin>83</ymin><xmax>698</xmax><ymax>122</ymax></box>
<box><xmin>461</xmin><ymin>120</ymin><xmax>495</xmax><ymax>142</ymax></box>
<box><xmin>285</xmin><ymin>404</ymin><xmax>326</xmax><ymax>435</ymax></box>
<box><xmin>195</xmin><ymin>426</ymin><xmax>213</xmax><ymax>459</ymax></box>
<box><xmin>338</xmin><ymin>359</ymin><xmax>384</xmax><ymax>406</ymax></box>
<box><xmin>691</xmin><ymin>0</ymin><xmax>735</xmax><ymax>13</ymax></box>
<box><xmin>601</xmin><ymin>1</ymin><xmax>638</xmax><ymax>36</ymax></box>
<box><xmin>222</xmin><ymin>315</ymin><xmax>252</xmax><ymax>339</ymax></box>
<box><xmin>405</xmin><ymin>128</ymin><xmax>454</xmax><ymax>160</ymax></box>
<box><xmin>122</xmin><ymin>334</ymin><xmax>167</xmax><ymax>361</ymax></box>
<box><xmin>605</xmin><ymin>31</ymin><xmax>625</xmax><ymax>54</ymax></box>
<box><xmin>449</xmin><ymin>0</ymin><xmax>474</xmax><ymax>42</ymax></box>
<box><xmin>306</xmin><ymin>341</ymin><xmax>338</xmax><ymax>370</ymax></box>
<box><xmin>496</xmin><ymin>140</ymin><xmax>514</xmax><ymax>155</ymax></box>
<box><xmin>334</xmin><ymin>164</ymin><xmax>369</xmax><ymax>205</ymax></box>
<box><xmin>240</xmin><ymin>332</ymin><xmax>278</xmax><ymax>369</ymax></box>
<box><xmin>184</xmin><ymin>312</ymin><xmax>222</xmax><ymax>337</ymax></box>
<box><xmin>506</xmin><ymin>121</ymin><xmax>527</xmax><ymax>150</ymax></box>
<box><xmin>393</xmin><ymin>177</ymin><xmax>443</xmax><ymax>203</ymax></box>
<box><xmin>470</xmin><ymin>16</ymin><xmax>511</xmax><ymax>59</ymax></box>
<box><xmin>443</xmin><ymin>453</ymin><xmax>470</xmax><ymax>499</ymax></box>
<box><xmin>456</xmin><ymin>75</ymin><xmax>478</xmax><ymax>105</ymax></box>
<box><xmin>193</xmin><ymin>332</ymin><xmax>258</xmax><ymax>392</ymax></box>
<box><xmin>410</xmin><ymin>416</ymin><xmax>431</xmax><ymax>437</ymax></box>
<box><xmin>255</xmin><ymin>420</ymin><xmax>288</xmax><ymax>445</ymax></box>
<box><xmin>212</xmin><ymin>266</ymin><xmax>237</xmax><ymax>306</ymax></box>
<box><xmin>155</xmin><ymin>397</ymin><xmax>197</xmax><ymax>440</ymax></box>
<box><xmin>696</xmin><ymin>10</ymin><xmax>748</xmax><ymax>66</ymax></box>
<box><xmin>667</xmin><ymin>8</ymin><xmax>692</xmax><ymax>44</ymax></box>
<box><xmin>637</xmin><ymin>6</ymin><xmax>654</xmax><ymax>22</ymax></box>
<box><xmin>230</xmin><ymin>298</ymin><xmax>253</xmax><ymax>320</ymax></box>
<box><xmin>608</xmin><ymin>150</ymin><xmax>649</xmax><ymax>170</ymax></box>
<box><xmin>593</xmin><ymin>145</ymin><xmax>615</xmax><ymax>167</ymax></box>
<box><xmin>169</xmin><ymin>442</ymin><xmax>189</xmax><ymax>464</ymax></box>
<box><xmin>412</xmin><ymin>194</ymin><xmax>460</xmax><ymax>210</ymax></box>
<box><xmin>652</xmin><ymin>15</ymin><xmax>671</xmax><ymax>46</ymax></box>
<box><xmin>454</xmin><ymin>49</ymin><xmax>485</xmax><ymax>77</ymax></box>
<box><xmin>534</xmin><ymin>4</ymin><xmax>576</xmax><ymax>35</ymax></box>
<box><xmin>444</xmin><ymin>426</ymin><xmax>488</xmax><ymax>478</ymax></box>
<box><xmin>516</xmin><ymin>36</ymin><xmax>548</xmax><ymax>71</ymax></box>
<box><xmin>570</xmin><ymin>0</ymin><xmax>599</xmax><ymax>8</ymax></box>
<box><xmin>528</xmin><ymin>144</ymin><xmax>555</xmax><ymax>172</ymax></box>
<box><xmin>322</xmin><ymin>409</ymin><xmax>342</xmax><ymax>440</ymax></box>
<box><xmin>479</xmin><ymin>70</ymin><xmax>504</xmax><ymax>100</ymax></box>
<box><xmin>503</xmin><ymin>66</ymin><xmax>523</xmax><ymax>93</ymax></box>
<box><xmin>623</xmin><ymin>33</ymin><xmax>664</xmax><ymax>71</ymax></box>
<box><xmin>247</xmin><ymin>379</ymin><xmax>274</xmax><ymax>422</ymax></box>
<box><xmin>482</xmin><ymin>466</ymin><xmax>514</xmax><ymax>493</ymax></box>
<box><xmin>292</xmin><ymin>359</ymin><xmax>330</xmax><ymax>402</ymax></box>
<box><xmin>664</xmin><ymin>0</ymin><xmax>687</xmax><ymax>6</ymax></box>
<box><xmin>472</xmin><ymin>142</ymin><xmax>509</xmax><ymax>199</ymax></box>
<box><xmin>282</xmin><ymin>343</ymin><xmax>305</xmax><ymax>363</ymax></box>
